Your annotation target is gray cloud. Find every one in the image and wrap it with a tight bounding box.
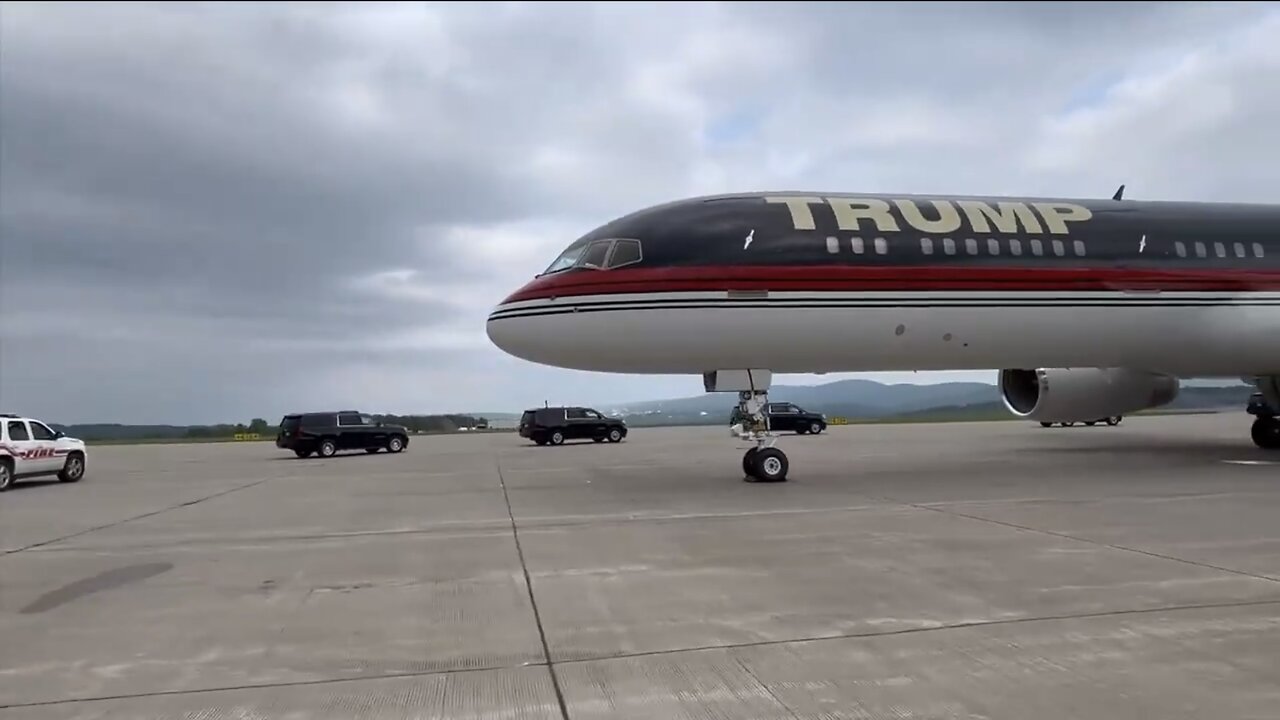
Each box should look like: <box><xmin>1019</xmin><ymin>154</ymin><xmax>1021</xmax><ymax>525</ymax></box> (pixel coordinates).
<box><xmin>1</xmin><ymin>1</ymin><xmax>1278</xmax><ymax>423</ymax></box>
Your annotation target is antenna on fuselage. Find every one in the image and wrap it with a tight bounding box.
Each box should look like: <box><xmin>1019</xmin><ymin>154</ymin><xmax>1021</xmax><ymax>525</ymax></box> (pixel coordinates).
<box><xmin>1112</xmin><ymin>184</ymin><xmax>1126</xmax><ymax>201</ymax></box>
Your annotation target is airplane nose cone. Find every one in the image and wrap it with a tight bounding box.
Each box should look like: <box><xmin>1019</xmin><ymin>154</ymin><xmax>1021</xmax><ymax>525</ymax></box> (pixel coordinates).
<box><xmin>486</xmin><ymin>303</ymin><xmax>536</xmax><ymax>363</ymax></box>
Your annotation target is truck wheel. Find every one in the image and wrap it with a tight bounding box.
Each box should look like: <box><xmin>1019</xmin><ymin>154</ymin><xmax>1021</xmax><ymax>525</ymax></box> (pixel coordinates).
<box><xmin>0</xmin><ymin>460</ymin><xmax>12</xmax><ymax>492</ymax></box>
<box><xmin>549</xmin><ymin>430</ymin><xmax>565</xmax><ymax>445</ymax></box>
<box><xmin>809</xmin><ymin>422</ymin><xmax>823</xmax><ymax>435</ymax></box>
<box><xmin>387</xmin><ymin>435</ymin><xmax>405</xmax><ymax>453</ymax></box>
<box><xmin>318</xmin><ymin>439</ymin><xmax>337</xmax><ymax>458</ymax></box>
<box><xmin>607</xmin><ymin>428</ymin><xmax>623</xmax><ymax>443</ymax></box>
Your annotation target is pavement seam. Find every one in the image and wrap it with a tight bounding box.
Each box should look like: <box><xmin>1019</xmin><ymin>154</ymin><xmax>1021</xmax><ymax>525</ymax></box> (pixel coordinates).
<box><xmin>889</xmin><ymin>498</ymin><xmax>1280</xmax><ymax>583</ymax></box>
<box><xmin>5</xmin><ymin>597</ymin><xmax>1278</xmax><ymax>710</ymax></box>
<box><xmin>1</xmin><ymin>479</ymin><xmax>272</xmax><ymax>557</ymax></box>
<box><xmin>732</xmin><ymin>656</ymin><xmax>802</xmax><ymax>720</ymax></box>
<box><xmin>495</xmin><ymin>457</ymin><xmax>571</xmax><ymax>720</ymax></box>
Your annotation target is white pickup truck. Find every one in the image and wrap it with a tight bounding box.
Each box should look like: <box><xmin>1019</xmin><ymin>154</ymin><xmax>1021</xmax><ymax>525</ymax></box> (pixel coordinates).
<box><xmin>0</xmin><ymin>414</ymin><xmax>88</xmax><ymax>492</ymax></box>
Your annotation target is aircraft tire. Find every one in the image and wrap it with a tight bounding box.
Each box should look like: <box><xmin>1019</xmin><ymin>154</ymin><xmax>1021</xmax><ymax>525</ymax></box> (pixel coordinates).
<box><xmin>742</xmin><ymin>448</ymin><xmax>759</xmax><ymax>479</ymax></box>
<box><xmin>1251</xmin><ymin>417</ymin><xmax>1280</xmax><ymax>450</ymax></box>
<box><xmin>751</xmin><ymin>448</ymin><xmax>789</xmax><ymax>483</ymax></box>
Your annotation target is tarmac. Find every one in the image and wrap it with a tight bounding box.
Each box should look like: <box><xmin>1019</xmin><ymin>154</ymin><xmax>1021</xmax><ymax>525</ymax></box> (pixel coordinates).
<box><xmin>1</xmin><ymin>413</ymin><xmax>1278</xmax><ymax>719</ymax></box>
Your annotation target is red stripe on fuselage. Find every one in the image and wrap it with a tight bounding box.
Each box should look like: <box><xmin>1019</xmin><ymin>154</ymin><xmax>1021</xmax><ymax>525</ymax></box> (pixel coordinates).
<box><xmin>501</xmin><ymin>266</ymin><xmax>1280</xmax><ymax>304</ymax></box>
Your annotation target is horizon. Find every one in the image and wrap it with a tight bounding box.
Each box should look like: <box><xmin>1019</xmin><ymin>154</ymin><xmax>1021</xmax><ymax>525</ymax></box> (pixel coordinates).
<box><xmin>31</xmin><ymin>373</ymin><xmax>1252</xmax><ymax>427</ymax></box>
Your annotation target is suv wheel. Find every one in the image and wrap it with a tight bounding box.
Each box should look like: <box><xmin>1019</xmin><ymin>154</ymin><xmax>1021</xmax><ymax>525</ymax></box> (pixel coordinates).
<box><xmin>809</xmin><ymin>422</ymin><xmax>823</xmax><ymax>435</ymax></box>
<box><xmin>549</xmin><ymin>430</ymin><xmax>565</xmax><ymax>446</ymax></box>
<box><xmin>387</xmin><ymin>435</ymin><xmax>404</xmax><ymax>453</ymax></box>
<box><xmin>318</xmin><ymin>439</ymin><xmax>337</xmax><ymax>458</ymax></box>
<box><xmin>58</xmin><ymin>453</ymin><xmax>85</xmax><ymax>483</ymax></box>
<box><xmin>607</xmin><ymin>428</ymin><xmax>623</xmax><ymax>443</ymax></box>
<box><xmin>0</xmin><ymin>461</ymin><xmax>12</xmax><ymax>492</ymax></box>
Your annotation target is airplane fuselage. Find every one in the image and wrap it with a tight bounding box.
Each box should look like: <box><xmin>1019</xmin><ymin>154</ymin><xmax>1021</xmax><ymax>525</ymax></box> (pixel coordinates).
<box><xmin>487</xmin><ymin>191</ymin><xmax>1280</xmax><ymax>379</ymax></box>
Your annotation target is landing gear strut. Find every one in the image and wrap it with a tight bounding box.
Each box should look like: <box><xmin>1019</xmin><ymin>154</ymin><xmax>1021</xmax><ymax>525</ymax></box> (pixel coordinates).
<box><xmin>732</xmin><ymin>389</ymin><xmax>789</xmax><ymax>482</ymax></box>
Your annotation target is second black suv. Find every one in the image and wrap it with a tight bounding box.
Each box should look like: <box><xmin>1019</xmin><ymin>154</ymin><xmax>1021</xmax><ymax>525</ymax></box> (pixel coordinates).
<box><xmin>276</xmin><ymin>411</ymin><xmax>410</xmax><ymax>458</ymax></box>
<box><xmin>730</xmin><ymin>402</ymin><xmax>828</xmax><ymax>434</ymax></box>
<box><xmin>519</xmin><ymin>406</ymin><xmax>627</xmax><ymax>446</ymax></box>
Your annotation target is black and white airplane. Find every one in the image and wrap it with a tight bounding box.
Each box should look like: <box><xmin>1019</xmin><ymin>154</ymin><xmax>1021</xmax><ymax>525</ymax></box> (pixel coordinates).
<box><xmin>487</xmin><ymin>188</ymin><xmax>1280</xmax><ymax>482</ymax></box>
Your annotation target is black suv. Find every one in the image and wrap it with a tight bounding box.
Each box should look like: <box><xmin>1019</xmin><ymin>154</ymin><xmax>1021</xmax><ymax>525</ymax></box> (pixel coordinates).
<box><xmin>519</xmin><ymin>406</ymin><xmax>627</xmax><ymax>446</ymax></box>
<box><xmin>276</xmin><ymin>411</ymin><xmax>410</xmax><ymax>458</ymax></box>
<box><xmin>730</xmin><ymin>402</ymin><xmax>827</xmax><ymax>434</ymax></box>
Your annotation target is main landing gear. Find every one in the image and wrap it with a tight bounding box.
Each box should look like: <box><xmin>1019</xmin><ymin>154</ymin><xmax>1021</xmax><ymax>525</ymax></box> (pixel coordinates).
<box><xmin>1248</xmin><ymin>378</ymin><xmax>1280</xmax><ymax>450</ymax></box>
<box><xmin>732</xmin><ymin>390</ymin><xmax>790</xmax><ymax>483</ymax></box>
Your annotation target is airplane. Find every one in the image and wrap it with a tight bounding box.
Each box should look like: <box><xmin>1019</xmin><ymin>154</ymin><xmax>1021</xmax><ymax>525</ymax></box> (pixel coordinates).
<box><xmin>486</xmin><ymin>187</ymin><xmax>1280</xmax><ymax>482</ymax></box>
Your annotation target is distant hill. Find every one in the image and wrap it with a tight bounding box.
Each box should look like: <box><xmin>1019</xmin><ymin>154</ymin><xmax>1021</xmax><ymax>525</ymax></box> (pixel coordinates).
<box><xmin>49</xmin><ymin>413</ymin><xmax>504</xmax><ymax>443</ymax></box>
<box><xmin>35</xmin><ymin>381</ymin><xmax>1257</xmax><ymax>442</ymax></box>
<box><xmin>600</xmin><ymin>378</ymin><xmax>1255</xmax><ymax>427</ymax></box>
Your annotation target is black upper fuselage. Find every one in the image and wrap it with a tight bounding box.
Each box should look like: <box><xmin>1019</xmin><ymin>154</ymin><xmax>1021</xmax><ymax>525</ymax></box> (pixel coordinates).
<box><xmin>558</xmin><ymin>191</ymin><xmax>1280</xmax><ymax>270</ymax></box>
<box><xmin>502</xmin><ymin>191</ymin><xmax>1280</xmax><ymax>305</ymax></box>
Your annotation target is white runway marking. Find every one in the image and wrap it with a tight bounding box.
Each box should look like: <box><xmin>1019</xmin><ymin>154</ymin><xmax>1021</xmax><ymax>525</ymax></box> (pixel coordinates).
<box><xmin>1222</xmin><ymin>460</ymin><xmax>1279</xmax><ymax>465</ymax></box>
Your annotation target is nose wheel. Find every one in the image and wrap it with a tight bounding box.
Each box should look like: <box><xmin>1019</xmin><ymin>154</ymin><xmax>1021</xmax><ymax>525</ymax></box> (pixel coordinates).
<box><xmin>743</xmin><ymin>446</ymin><xmax>789</xmax><ymax>482</ymax></box>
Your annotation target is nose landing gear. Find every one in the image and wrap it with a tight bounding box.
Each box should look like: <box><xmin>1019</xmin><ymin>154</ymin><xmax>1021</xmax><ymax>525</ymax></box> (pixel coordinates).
<box><xmin>732</xmin><ymin>390</ymin><xmax>789</xmax><ymax>482</ymax></box>
<box><xmin>706</xmin><ymin>369</ymin><xmax>792</xmax><ymax>483</ymax></box>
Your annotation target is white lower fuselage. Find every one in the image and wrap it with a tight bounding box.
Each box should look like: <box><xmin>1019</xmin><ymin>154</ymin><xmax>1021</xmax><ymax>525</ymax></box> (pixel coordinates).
<box><xmin>486</xmin><ymin>289</ymin><xmax>1280</xmax><ymax>378</ymax></box>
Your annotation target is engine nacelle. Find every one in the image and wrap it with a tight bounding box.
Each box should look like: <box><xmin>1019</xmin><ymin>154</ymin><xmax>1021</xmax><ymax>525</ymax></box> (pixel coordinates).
<box><xmin>998</xmin><ymin>367</ymin><xmax>1180</xmax><ymax>422</ymax></box>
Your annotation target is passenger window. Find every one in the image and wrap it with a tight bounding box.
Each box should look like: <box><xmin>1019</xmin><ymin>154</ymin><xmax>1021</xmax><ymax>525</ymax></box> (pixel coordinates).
<box><xmin>965</xmin><ymin>238</ymin><xmax>978</xmax><ymax>255</ymax></box>
<box><xmin>577</xmin><ymin>240</ymin><xmax>612</xmax><ymax>269</ymax></box>
<box><xmin>1073</xmin><ymin>240</ymin><xmax>1086</xmax><ymax>256</ymax></box>
<box><xmin>606</xmin><ymin>239</ymin><xmax>642</xmax><ymax>268</ymax></box>
<box><xmin>1175</xmin><ymin>241</ymin><xmax>1186</xmax><ymax>258</ymax></box>
<box><xmin>1195</xmin><ymin>242</ymin><xmax>1207</xmax><ymax>258</ymax></box>
<box><xmin>1234</xmin><ymin>242</ymin><xmax>1246</xmax><ymax>258</ymax></box>
<box><xmin>1214</xmin><ymin>242</ymin><xmax>1226</xmax><ymax>258</ymax></box>
<box><xmin>1052</xmin><ymin>239</ymin><xmax>1065</xmax><ymax>257</ymax></box>
<box><xmin>7</xmin><ymin>421</ymin><xmax>29</xmax><ymax>441</ymax></box>
<box><xmin>566</xmin><ymin>408</ymin><xmax>587</xmax><ymax>420</ymax></box>
<box><xmin>921</xmin><ymin>238</ymin><xmax>934</xmax><ymax>255</ymax></box>
<box><xmin>942</xmin><ymin>238</ymin><xmax>955</xmax><ymax>255</ymax></box>
<box><xmin>851</xmin><ymin>237</ymin><xmax>865</xmax><ymax>254</ymax></box>
<box><xmin>338</xmin><ymin>413</ymin><xmax>362</xmax><ymax>426</ymax></box>
<box><xmin>1254</xmin><ymin>243</ymin><xmax>1265</xmax><ymax>258</ymax></box>
<box><xmin>1009</xmin><ymin>239</ymin><xmax>1022</xmax><ymax>256</ymax></box>
<box><xmin>987</xmin><ymin>239</ymin><xmax>1000</xmax><ymax>255</ymax></box>
<box><xmin>29</xmin><ymin>422</ymin><xmax>55</xmax><ymax>440</ymax></box>
<box><xmin>1030</xmin><ymin>239</ymin><xmax>1043</xmax><ymax>256</ymax></box>
<box><xmin>873</xmin><ymin>237</ymin><xmax>887</xmax><ymax>255</ymax></box>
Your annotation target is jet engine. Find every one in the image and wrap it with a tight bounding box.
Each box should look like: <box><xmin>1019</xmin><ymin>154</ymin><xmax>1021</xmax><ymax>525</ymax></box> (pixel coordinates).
<box><xmin>998</xmin><ymin>368</ymin><xmax>1180</xmax><ymax>423</ymax></box>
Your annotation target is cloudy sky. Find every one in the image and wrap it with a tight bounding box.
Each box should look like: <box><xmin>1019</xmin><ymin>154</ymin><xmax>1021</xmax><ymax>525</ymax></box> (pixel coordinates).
<box><xmin>2</xmin><ymin>1</ymin><xmax>1278</xmax><ymax>424</ymax></box>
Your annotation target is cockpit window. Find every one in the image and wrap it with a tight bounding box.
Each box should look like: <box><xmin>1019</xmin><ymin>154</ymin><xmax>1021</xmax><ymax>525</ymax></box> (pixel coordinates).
<box><xmin>577</xmin><ymin>240</ymin><xmax>612</xmax><ymax>269</ymax></box>
<box><xmin>606</xmin><ymin>239</ymin><xmax>642</xmax><ymax>268</ymax></box>
<box><xmin>542</xmin><ymin>244</ymin><xmax>586</xmax><ymax>274</ymax></box>
<box><xmin>539</xmin><ymin>237</ymin><xmax>644</xmax><ymax>276</ymax></box>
